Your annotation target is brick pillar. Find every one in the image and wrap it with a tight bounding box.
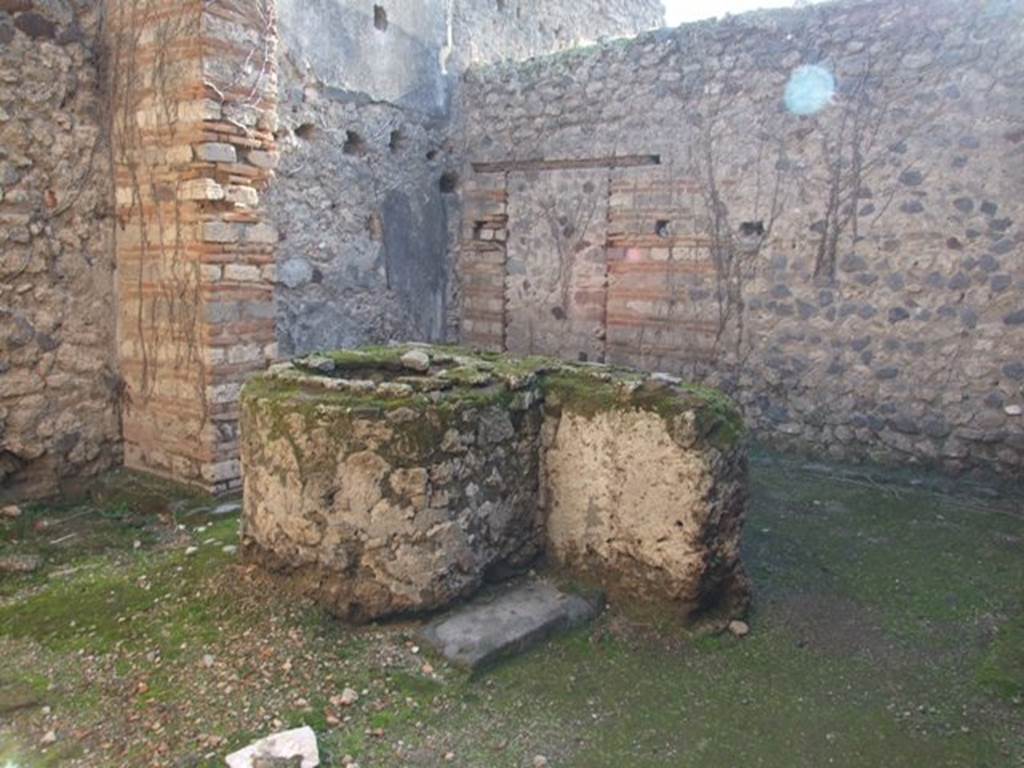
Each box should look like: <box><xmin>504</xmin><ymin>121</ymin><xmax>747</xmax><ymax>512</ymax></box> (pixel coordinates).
<box><xmin>110</xmin><ymin>0</ymin><xmax>278</xmax><ymax>492</ymax></box>
<box><xmin>457</xmin><ymin>173</ymin><xmax>509</xmax><ymax>351</ymax></box>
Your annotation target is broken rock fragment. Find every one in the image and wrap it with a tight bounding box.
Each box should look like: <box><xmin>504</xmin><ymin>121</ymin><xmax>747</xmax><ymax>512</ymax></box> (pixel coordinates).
<box><xmin>0</xmin><ymin>554</ymin><xmax>42</xmax><ymax>574</ymax></box>
<box><xmin>225</xmin><ymin>726</ymin><xmax>319</xmax><ymax>768</ymax></box>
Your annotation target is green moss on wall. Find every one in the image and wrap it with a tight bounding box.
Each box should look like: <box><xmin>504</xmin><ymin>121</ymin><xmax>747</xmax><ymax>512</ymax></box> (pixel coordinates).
<box><xmin>244</xmin><ymin>346</ymin><xmax>746</xmax><ymax>455</ymax></box>
<box><xmin>540</xmin><ymin>368</ymin><xmax>745</xmax><ymax>451</ymax></box>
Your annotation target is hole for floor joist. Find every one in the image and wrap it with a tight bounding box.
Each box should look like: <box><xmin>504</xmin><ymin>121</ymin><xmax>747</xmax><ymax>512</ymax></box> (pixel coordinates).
<box><xmin>740</xmin><ymin>220</ymin><xmax>766</xmax><ymax>237</ymax></box>
<box><xmin>655</xmin><ymin>219</ymin><xmax>671</xmax><ymax>238</ymax></box>
<box><xmin>439</xmin><ymin>170</ymin><xmax>459</xmax><ymax>194</ymax></box>
<box><xmin>389</xmin><ymin>129</ymin><xmax>404</xmax><ymax>153</ymax></box>
<box><xmin>294</xmin><ymin>123</ymin><xmax>316</xmax><ymax>140</ymax></box>
<box><xmin>374</xmin><ymin>5</ymin><xmax>388</xmax><ymax>31</ymax></box>
<box><xmin>343</xmin><ymin>130</ymin><xmax>367</xmax><ymax>156</ymax></box>
<box><xmin>366</xmin><ymin>212</ymin><xmax>383</xmax><ymax>241</ymax></box>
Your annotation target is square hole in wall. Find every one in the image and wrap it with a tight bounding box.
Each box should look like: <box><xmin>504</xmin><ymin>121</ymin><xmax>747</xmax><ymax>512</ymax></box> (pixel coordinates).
<box><xmin>366</xmin><ymin>212</ymin><xmax>384</xmax><ymax>241</ymax></box>
<box><xmin>343</xmin><ymin>130</ymin><xmax>367</xmax><ymax>156</ymax></box>
<box><xmin>439</xmin><ymin>171</ymin><xmax>459</xmax><ymax>194</ymax></box>
<box><xmin>740</xmin><ymin>220</ymin><xmax>765</xmax><ymax>237</ymax></box>
<box><xmin>374</xmin><ymin>5</ymin><xmax>388</xmax><ymax>31</ymax></box>
<box><xmin>389</xmin><ymin>129</ymin><xmax>404</xmax><ymax>153</ymax></box>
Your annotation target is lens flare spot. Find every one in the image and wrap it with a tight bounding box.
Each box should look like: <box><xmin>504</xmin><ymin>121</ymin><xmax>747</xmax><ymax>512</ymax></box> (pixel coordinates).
<box><xmin>784</xmin><ymin>64</ymin><xmax>836</xmax><ymax>115</ymax></box>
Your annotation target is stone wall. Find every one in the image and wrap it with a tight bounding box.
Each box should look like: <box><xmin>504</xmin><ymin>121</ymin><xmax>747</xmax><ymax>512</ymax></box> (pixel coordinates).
<box><xmin>270</xmin><ymin>0</ymin><xmax>663</xmax><ymax>357</ymax></box>
<box><xmin>448</xmin><ymin>0</ymin><xmax>664</xmax><ymax>72</ymax></box>
<box><xmin>2</xmin><ymin>0</ymin><xmax>662</xmax><ymax>500</ymax></box>
<box><xmin>456</xmin><ymin>0</ymin><xmax>1024</xmax><ymax>475</ymax></box>
<box><xmin>0</xmin><ymin>1</ymin><xmax>120</xmax><ymax>501</ymax></box>
<box><xmin>110</xmin><ymin>0</ymin><xmax>279</xmax><ymax>492</ymax></box>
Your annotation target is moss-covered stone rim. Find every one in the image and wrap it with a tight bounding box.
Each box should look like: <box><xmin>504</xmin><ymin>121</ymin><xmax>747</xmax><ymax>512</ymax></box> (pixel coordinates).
<box><xmin>244</xmin><ymin>344</ymin><xmax>746</xmax><ymax>450</ymax></box>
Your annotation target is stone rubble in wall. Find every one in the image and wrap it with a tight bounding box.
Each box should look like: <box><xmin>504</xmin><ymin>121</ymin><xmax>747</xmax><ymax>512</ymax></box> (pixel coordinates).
<box><xmin>270</xmin><ymin>0</ymin><xmax>663</xmax><ymax>357</ymax></box>
<box><xmin>0</xmin><ymin>2</ymin><xmax>121</xmax><ymax>500</ymax></box>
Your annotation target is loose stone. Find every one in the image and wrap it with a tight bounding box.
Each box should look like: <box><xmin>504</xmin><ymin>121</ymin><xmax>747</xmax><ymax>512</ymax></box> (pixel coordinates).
<box><xmin>728</xmin><ymin>620</ymin><xmax>751</xmax><ymax>638</ymax></box>
<box><xmin>225</xmin><ymin>727</ymin><xmax>319</xmax><ymax>768</ymax></box>
<box><xmin>338</xmin><ymin>688</ymin><xmax>359</xmax><ymax>707</ymax></box>
<box><xmin>212</xmin><ymin>501</ymin><xmax>242</xmax><ymax>516</ymax></box>
<box><xmin>0</xmin><ymin>554</ymin><xmax>42</xmax><ymax>574</ymax></box>
<box><xmin>400</xmin><ymin>349</ymin><xmax>431</xmax><ymax>372</ymax></box>
<box><xmin>240</xmin><ymin>345</ymin><xmax>749</xmax><ymax>624</ymax></box>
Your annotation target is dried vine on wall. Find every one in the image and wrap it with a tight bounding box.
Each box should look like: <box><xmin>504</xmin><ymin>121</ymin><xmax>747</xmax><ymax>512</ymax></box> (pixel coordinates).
<box><xmin>105</xmin><ymin>0</ymin><xmax>201</xmax><ymax>416</ymax></box>
<box><xmin>104</xmin><ymin>0</ymin><xmax>277</xmax><ymax>441</ymax></box>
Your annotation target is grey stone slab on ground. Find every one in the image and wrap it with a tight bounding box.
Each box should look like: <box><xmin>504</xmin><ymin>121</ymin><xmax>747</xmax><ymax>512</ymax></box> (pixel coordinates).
<box><xmin>419</xmin><ymin>580</ymin><xmax>602</xmax><ymax>670</ymax></box>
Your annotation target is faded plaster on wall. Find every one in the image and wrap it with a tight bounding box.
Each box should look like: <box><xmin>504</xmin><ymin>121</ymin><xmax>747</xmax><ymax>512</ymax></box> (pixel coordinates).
<box><xmin>270</xmin><ymin>0</ymin><xmax>664</xmax><ymax>357</ymax></box>
<box><xmin>448</xmin><ymin>0</ymin><xmax>664</xmax><ymax>71</ymax></box>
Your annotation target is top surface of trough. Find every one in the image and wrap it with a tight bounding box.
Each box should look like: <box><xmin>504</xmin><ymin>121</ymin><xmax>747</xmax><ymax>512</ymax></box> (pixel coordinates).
<box><xmin>243</xmin><ymin>344</ymin><xmax>744</xmax><ymax>449</ymax></box>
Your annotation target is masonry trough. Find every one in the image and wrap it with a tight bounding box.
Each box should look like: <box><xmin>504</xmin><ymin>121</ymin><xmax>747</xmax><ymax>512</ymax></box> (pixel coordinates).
<box><xmin>239</xmin><ymin>345</ymin><xmax>750</xmax><ymax>623</ymax></box>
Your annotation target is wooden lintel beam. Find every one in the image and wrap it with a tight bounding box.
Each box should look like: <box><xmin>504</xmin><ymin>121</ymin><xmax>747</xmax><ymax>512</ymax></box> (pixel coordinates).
<box><xmin>471</xmin><ymin>154</ymin><xmax>661</xmax><ymax>174</ymax></box>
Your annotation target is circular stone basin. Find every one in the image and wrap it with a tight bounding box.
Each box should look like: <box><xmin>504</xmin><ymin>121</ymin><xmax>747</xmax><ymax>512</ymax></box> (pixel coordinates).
<box><xmin>240</xmin><ymin>345</ymin><xmax>750</xmax><ymax>623</ymax></box>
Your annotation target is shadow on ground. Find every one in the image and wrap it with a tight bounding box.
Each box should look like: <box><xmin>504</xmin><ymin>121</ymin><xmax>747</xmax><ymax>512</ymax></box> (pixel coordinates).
<box><xmin>0</xmin><ymin>451</ymin><xmax>1021</xmax><ymax>767</ymax></box>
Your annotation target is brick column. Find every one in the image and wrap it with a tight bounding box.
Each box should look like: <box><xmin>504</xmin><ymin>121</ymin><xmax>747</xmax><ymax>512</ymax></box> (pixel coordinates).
<box><xmin>457</xmin><ymin>173</ymin><xmax>508</xmax><ymax>351</ymax></box>
<box><xmin>110</xmin><ymin>0</ymin><xmax>278</xmax><ymax>492</ymax></box>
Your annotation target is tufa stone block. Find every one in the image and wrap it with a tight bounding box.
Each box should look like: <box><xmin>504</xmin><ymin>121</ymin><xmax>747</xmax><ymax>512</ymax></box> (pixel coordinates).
<box><xmin>224</xmin><ymin>264</ymin><xmax>263</xmax><ymax>282</ymax></box>
<box><xmin>245</xmin><ymin>150</ymin><xmax>280</xmax><ymax>170</ymax></box>
<box><xmin>194</xmin><ymin>142</ymin><xmax>237</xmax><ymax>164</ymax></box>
<box><xmin>226</xmin><ymin>185</ymin><xmax>260</xmax><ymax>207</ymax></box>
<box><xmin>244</xmin><ymin>222</ymin><xmax>278</xmax><ymax>244</ymax></box>
<box><xmin>179</xmin><ymin>178</ymin><xmax>225</xmax><ymax>202</ymax></box>
<box><xmin>202</xmin><ymin>220</ymin><xmax>239</xmax><ymax>243</ymax></box>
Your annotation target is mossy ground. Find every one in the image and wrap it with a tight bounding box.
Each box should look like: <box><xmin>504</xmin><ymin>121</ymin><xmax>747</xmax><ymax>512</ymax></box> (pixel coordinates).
<box><xmin>1</xmin><ymin>451</ymin><xmax>1021</xmax><ymax>767</ymax></box>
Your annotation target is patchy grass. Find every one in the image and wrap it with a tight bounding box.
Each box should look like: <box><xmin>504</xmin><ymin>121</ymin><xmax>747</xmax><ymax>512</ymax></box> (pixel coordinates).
<box><xmin>0</xmin><ymin>453</ymin><xmax>1021</xmax><ymax>767</ymax></box>
<box><xmin>978</xmin><ymin>609</ymin><xmax>1024</xmax><ymax>701</ymax></box>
